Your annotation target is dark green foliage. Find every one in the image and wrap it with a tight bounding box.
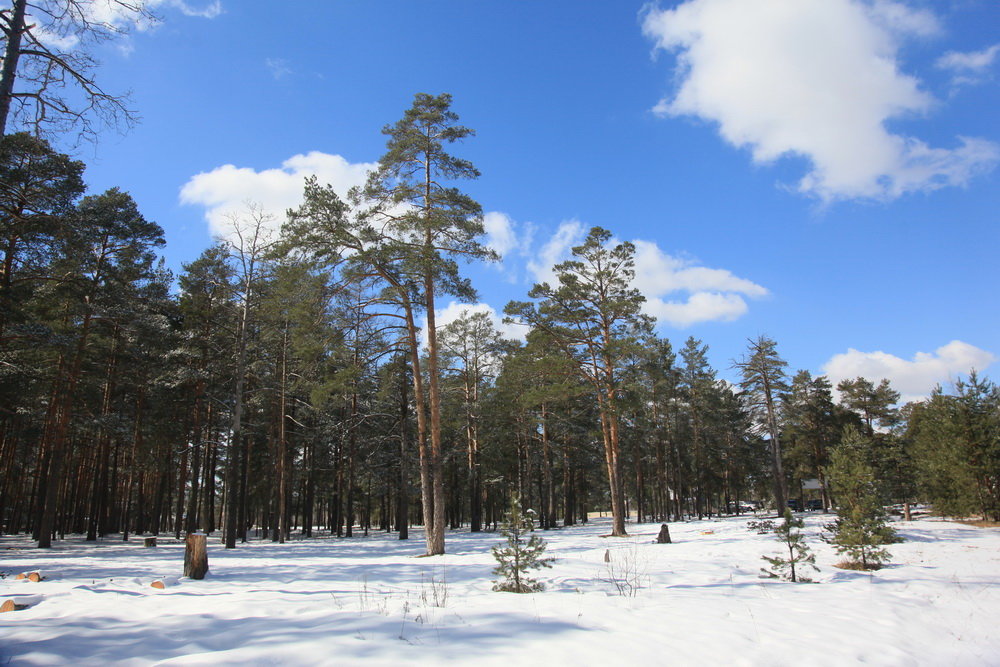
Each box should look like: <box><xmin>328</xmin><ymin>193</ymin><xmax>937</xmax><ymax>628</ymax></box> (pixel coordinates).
<box><xmin>761</xmin><ymin>509</ymin><xmax>817</xmax><ymax>582</ymax></box>
<box><xmin>782</xmin><ymin>371</ymin><xmax>843</xmax><ymax>509</ymax></box>
<box><xmin>735</xmin><ymin>335</ymin><xmax>789</xmax><ymax>513</ymax></box>
<box><xmin>505</xmin><ymin>226</ymin><xmax>652</xmax><ymax>536</ymax></box>
<box><xmin>826</xmin><ymin>428</ymin><xmax>898</xmax><ymax>570</ymax></box>
<box><xmin>905</xmin><ymin>374</ymin><xmax>1000</xmax><ymax>520</ymax></box>
<box><xmin>491</xmin><ymin>495</ymin><xmax>554</xmax><ymax>593</ymax></box>
<box><xmin>837</xmin><ymin>377</ymin><xmax>900</xmax><ymax>434</ymax></box>
<box><xmin>747</xmin><ymin>519</ymin><xmax>775</xmax><ymax>534</ymax></box>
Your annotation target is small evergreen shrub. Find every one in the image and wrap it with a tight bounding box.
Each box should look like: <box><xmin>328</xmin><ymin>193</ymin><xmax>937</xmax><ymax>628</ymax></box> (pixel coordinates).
<box><xmin>492</xmin><ymin>495</ymin><xmax>554</xmax><ymax>593</ymax></box>
<box><xmin>747</xmin><ymin>519</ymin><xmax>776</xmax><ymax>535</ymax></box>
<box><xmin>761</xmin><ymin>509</ymin><xmax>817</xmax><ymax>582</ymax></box>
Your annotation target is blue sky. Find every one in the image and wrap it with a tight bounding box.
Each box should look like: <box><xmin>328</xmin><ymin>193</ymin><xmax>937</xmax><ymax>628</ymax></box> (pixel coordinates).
<box><xmin>68</xmin><ymin>0</ymin><xmax>999</xmax><ymax>399</ymax></box>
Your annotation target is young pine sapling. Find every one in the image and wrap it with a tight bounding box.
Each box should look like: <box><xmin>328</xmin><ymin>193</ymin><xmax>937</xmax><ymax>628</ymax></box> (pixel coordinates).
<box><xmin>761</xmin><ymin>509</ymin><xmax>818</xmax><ymax>582</ymax></box>
<box><xmin>825</xmin><ymin>428</ymin><xmax>899</xmax><ymax>570</ymax></box>
<box><xmin>492</xmin><ymin>495</ymin><xmax>554</xmax><ymax>593</ymax></box>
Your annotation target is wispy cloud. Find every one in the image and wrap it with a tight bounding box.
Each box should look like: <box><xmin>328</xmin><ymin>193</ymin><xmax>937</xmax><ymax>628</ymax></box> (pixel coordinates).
<box><xmin>265</xmin><ymin>58</ymin><xmax>292</xmax><ymax>80</ymax></box>
<box><xmin>521</xmin><ymin>221</ymin><xmax>768</xmax><ymax>327</ymax></box>
<box><xmin>936</xmin><ymin>43</ymin><xmax>1000</xmax><ymax>87</ymax></box>
<box><xmin>937</xmin><ymin>43</ymin><xmax>1000</xmax><ymax>72</ymax></box>
<box><xmin>152</xmin><ymin>0</ymin><xmax>224</xmax><ymax>19</ymax></box>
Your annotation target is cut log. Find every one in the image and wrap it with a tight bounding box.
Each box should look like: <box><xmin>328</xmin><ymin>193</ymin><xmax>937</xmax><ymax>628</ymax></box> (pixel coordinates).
<box><xmin>150</xmin><ymin>580</ymin><xmax>165</xmax><ymax>589</ymax></box>
<box><xmin>656</xmin><ymin>524</ymin><xmax>672</xmax><ymax>544</ymax></box>
<box><xmin>184</xmin><ymin>533</ymin><xmax>208</xmax><ymax>580</ymax></box>
<box><xmin>0</xmin><ymin>599</ymin><xmax>28</xmax><ymax>613</ymax></box>
<box><xmin>144</xmin><ymin>537</ymin><xmax>157</xmax><ymax>548</ymax></box>
<box><xmin>15</xmin><ymin>573</ymin><xmax>25</xmax><ymax>580</ymax></box>
<box><xmin>27</xmin><ymin>572</ymin><xmax>43</xmax><ymax>582</ymax></box>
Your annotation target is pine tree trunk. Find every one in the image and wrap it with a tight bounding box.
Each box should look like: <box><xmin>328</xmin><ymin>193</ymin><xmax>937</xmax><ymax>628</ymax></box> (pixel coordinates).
<box><xmin>601</xmin><ymin>396</ymin><xmax>628</xmax><ymax>537</ymax></box>
<box><xmin>278</xmin><ymin>328</ymin><xmax>289</xmax><ymax>543</ymax></box>
<box><xmin>397</xmin><ymin>360</ymin><xmax>410</xmax><ymax>540</ymax></box>
<box><xmin>763</xmin><ymin>377</ymin><xmax>787</xmax><ymax>512</ymax></box>
<box><xmin>540</xmin><ymin>407</ymin><xmax>555</xmax><ymax>530</ymax></box>
<box><xmin>467</xmin><ymin>378</ymin><xmax>482</xmax><ymax>533</ymax></box>
<box><xmin>424</xmin><ymin>270</ymin><xmax>446</xmax><ymax>555</ymax></box>
<box><xmin>185</xmin><ymin>383</ymin><xmax>205</xmax><ymax>534</ymax></box>
<box><xmin>87</xmin><ymin>329</ymin><xmax>120</xmax><ymax>540</ymax></box>
<box><xmin>401</xmin><ymin>301</ymin><xmax>433</xmax><ymax>553</ymax></box>
<box><xmin>37</xmin><ymin>305</ymin><xmax>95</xmax><ymax>548</ymax></box>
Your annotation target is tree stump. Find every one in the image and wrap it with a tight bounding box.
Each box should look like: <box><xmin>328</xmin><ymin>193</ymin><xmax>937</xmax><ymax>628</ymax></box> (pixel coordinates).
<box><xmin>151</xmin><ymin>580</ymin><xmax>165</xmax><ymax>589</ymax></box>
<box><xmin>656</xmin><ymin>524</ymin><xmax>672</xmax><ymax>544</ymax></box>
<box><xmin>144</xmin><ymin>537</ymin><xmax>157</xmax><ymax>548</ymax></box>
<box><xmin>184</xmin><ymin>533</ymin><xmax>208</xmax><ymax>580</ymax></box>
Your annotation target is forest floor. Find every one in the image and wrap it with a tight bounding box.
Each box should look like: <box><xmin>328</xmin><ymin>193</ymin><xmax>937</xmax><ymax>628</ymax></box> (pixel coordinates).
<box><xmin>1</xmin><ymin>513</ymin><xmax>998</xmax><ymax>665</ymax></box>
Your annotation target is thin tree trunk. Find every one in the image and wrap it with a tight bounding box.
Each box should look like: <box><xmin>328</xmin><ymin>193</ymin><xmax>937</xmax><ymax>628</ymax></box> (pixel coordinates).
<box><xmin>224</xmin><ymin>282</ymin><xmax>251</xmax><ymax>548</ymax></box>
<box><xmin>397</xmin><ymin>358</ymin><xmax>410</xmax><ymax>540</ymax></box>
<box><xmin>0</xmin><ymin>0</ymin><xmax>26</xmax><ymax>135</ymax></box>
<box><xmin>121</xmin><ymin>391</ymin><xmax>144</xmax><ymax>541</ymax></box>
<box><xmin>37</xmin><ymin>303</ymin><xmax>96</xmax><ymax>548</ymax></box>
<box><xmin>401</xmin><ymin>299</ymin><xmax>433</xmax><ymax>553</ymax></box>
<box><xmin>763</xmin><ymin>377</ymin><xmax>787</xmax><ymax>512</ymax></box>
<box><xmin>278</xmin><ymin>327</ymin><xmax>289</xmax><ymax>543</ymax></box>
<box><xmin>185</xmin><ymin>382</ymin><xmax>205</xmax><ymax>534</ymax></box>
<box><xmin>423</xmin><ymin>270</ymin><xmax>446</xmax><ymax>555</ymax></box>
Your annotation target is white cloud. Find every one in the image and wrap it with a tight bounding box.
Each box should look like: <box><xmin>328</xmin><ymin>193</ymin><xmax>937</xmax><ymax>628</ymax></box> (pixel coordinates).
<box><xmin>27</xmin><ymin>1</ymin><xmax>220</xmax><ymax>54</ymax></box>
<box><xmin>180</xmin><ymin>151</ymin><xmax>376</xmax><ymax>238</ymax></box>
<box><xmin>152</xmin><ymin>0</ymin><xmax>223</xmax><ymax>19</ymax></box>
<box><xmin>644</xmin><ymin>291</ymin><xmax>749</xmax><ymax>327</ymax></box>
<box><xmin>422</xmin><ymin>301</ymin><xmax>526</xmax><ymax>350</ymax></box>
<box><xmin>526</xmin><ymin>220</ymin><xmax>585</xmax><ymax>287</ymax></box>
<box><xmin>523</xmin><ymin>224</ymin><xmax>767</xmax><ymax>327</ymax></box>
<box><xmin>936</xmin><ymin>43</ymin><xmax>1000</xmax><ymax>87</ymax></box>
<box><xmin>482</xmin><ymin>211</ymin><xmax>520</xmax><ymax>258</ymax></box>
<box><xmin>642</xmin><ymin>0</ymin><xmax>999</xmax><ymax>201</ymax></box>
<box><xmin>632</xmin><ymin>240</ymin><xmax>767</xmax><ymax>297</ymax></box>
<box><xmin>866</xmin><ymin>0</ymin><xmax>939</xmax><ymax>38</ymax></box>
<box><xmin>936</xmin><ymin>43</ymin><xmax>1000</xmax><ymax>72</ymax></box>
<box><xmin>438</xmin><ymin>301</ymin><xmax>525</xmax><ymax>341</ymax></box>
<box><xmin>632</xmin><ymin>239</ymin><xmax>768</xmax><ymax>327</ymax></box>
<box><xmin>822</xmin><ymin>340</ymin><xmax>996</xmax><ymax>403</ymax></box>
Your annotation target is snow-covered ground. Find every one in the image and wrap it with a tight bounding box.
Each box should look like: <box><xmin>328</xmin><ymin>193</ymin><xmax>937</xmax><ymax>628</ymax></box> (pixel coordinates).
<box><xmin>2</xmin><ymin>514</ymin><xmax>998</xmax><ymax>666</ymax></box>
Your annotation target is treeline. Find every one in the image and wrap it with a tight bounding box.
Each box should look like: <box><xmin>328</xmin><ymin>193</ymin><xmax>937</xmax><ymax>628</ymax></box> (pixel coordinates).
<box><xmin>1</xmin><ymin>96</ymin><xmax>997</xmax><ymax>554</ymax></box>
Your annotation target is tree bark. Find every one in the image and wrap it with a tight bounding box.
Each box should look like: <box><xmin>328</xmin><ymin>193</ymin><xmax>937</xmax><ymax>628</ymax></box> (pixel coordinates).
<box><xmin>0</xmin><ymin>0</ymin><xmax>27</xmax><ymax>135</ymax></box>
<box><xmin>397</xmin><ymin>359</ymin><xmax>410</xmax><ymax>540</ymax></box>
<box><xmin>183</xmin><ymin>533</ymin><xmax>209</xmax><ymax>579</ymax></box>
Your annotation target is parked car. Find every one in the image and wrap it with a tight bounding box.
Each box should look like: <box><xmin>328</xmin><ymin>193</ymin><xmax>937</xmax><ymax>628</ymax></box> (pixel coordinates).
<box><xmin>805</xmin><ymin>499</ymin><xmax>823</xmax><ymax>511</ymax></box>
<box><xmin>787</xmin><ymin>499</ymin><xmax>802</xmax><ymax>511</ymax></box>
<box><xmin>726</xmin><ymin>501</ymin><xmax>757</xmax><ymax>514</ymax></box>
